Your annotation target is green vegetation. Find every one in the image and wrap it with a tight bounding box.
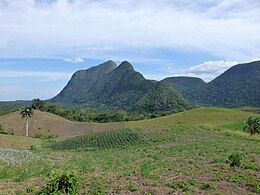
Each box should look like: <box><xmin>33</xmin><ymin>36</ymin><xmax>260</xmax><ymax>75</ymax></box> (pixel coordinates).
<box><xmin>50</xmin><ymin>129</ymin><xmax>141</xmax><ymax>150</ymax></box>
<box><xmin>243</xmin><ymin>116</ymin><xmax>260</xmax><ymax>135</ymax></box>
<box><xmin>49</xmin><ymin>61</ymin><xmax>191</xmax><ymax>116</ymax></box>
<box><xmin>40</xmin><ymin>171</ymin><xmax>79</xmax><ymax>194</ymax></box>
<box><xmin>133</xmin><ymin>81</ymin><xmax>190</xmax><ymax>115</ymax></box>
<box><xmin>0</xmin><ymin>107</ymin><xmax>259</xmax><ymax>194</ymax></box>
<box><xmin>164</xmin><ymin>61</ymin><xmax>260</xmax><ymax>108</ymax></box>
<box><xmin>228</xmin><ymin>153</ymin><xmax>243</xmax><ymax>168</ymax></box>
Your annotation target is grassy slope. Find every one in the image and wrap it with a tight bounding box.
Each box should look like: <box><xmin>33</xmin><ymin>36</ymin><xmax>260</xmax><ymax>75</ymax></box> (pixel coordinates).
<box><xmin>0</xmin><ymin>107</ymin><xmax>259</xmax><ymax>194</ymax></box>
<box><xmin>126</xmin><ymin>107</ymin><xmax>259</xmax><ymax>130</ymax></box>
<box><xmin>0</xmin><ymin>134</ymin><xmax>42</xmax><ymax>149</ymax></box>
<box><xmin>0</xmin><ymin>110</ymin><xmax>123</xmax><ymax>140</ymax></box>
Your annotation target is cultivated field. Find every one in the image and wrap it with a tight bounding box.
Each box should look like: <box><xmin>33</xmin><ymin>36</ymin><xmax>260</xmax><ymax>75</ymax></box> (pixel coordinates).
<box><xmin>0</xmin><ymin>107</ymin><xmax>259</xmax><ymax>194</ymax></box>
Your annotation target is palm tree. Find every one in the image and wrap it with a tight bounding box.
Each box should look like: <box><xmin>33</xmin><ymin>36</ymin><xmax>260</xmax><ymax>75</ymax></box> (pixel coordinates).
<box><xmin>243</xmin><ymin>116</ymin><xmax>260</xmax><ymax>135</ymax></box>
<box><xmin>21</xmin><ymin>107</ymin><xmax>34</xmax><ymax>137</ymax></box>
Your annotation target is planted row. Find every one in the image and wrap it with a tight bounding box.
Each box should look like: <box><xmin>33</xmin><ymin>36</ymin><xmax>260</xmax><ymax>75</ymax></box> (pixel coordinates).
<box><xmin>50</xmin><ymin>129</ymin><xmax>141</xmax><ymax>150</ymax></box>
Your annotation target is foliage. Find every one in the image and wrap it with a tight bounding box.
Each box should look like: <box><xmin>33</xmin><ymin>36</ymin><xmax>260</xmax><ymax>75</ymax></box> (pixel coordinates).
<box><xmin>26</xmin><ymin>185</ymin><xmax>35</xmax><ymax>193</ymax></box>
<box><xmin>0</xmin><ymin>101</ymin><xmax>31</xmax><ymax>116</ymax></box>
<box><xmin>20</xmin><ymin>107</ymin><xmax>34</xmax><ymax>119</ymax></box>
<box><xmin>49</xmin><ymin>129</ymin><xmax>141</xmax><ymax>150</ymax></box>
<box><xmin>34</xmin><ymin>128</ymin><xmax>58</xmax><ymax>140</ymax></box>
<box><xmin>32</xmin><ymin>98</ymin><xmax>47</xmax><ymax>111</ymax></box>
<box><xmin>0</xmin><ymin>124</ymin><xmax>8</xmax><ymax>135</ymax></box>
<box><xmin>133</xmin><ymin>81</ymin><xmax>190</xmax><ymax>115</ymax></box>
<box><xmin>40</xmin><ymin>171</ymin><xmax>79</xmax><ymax>194</ymax></box>
<box><xmin>166</xmin><ymin>180</ymin><xmax>197</xmax><ymax>192</ymax></box>
<box><xmin>228</xmin><ymin>153</ymin><xmax>242</xmax><ymax>168</ymax></box>
<box><xmin>243</xmin><ymin>116</ymin><xmax>260</xmax><ymax>135</ymax></box>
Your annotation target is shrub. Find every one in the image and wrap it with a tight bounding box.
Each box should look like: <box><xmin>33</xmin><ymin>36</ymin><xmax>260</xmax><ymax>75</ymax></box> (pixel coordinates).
<box><xmin>34</xmin><ymin>129</ymin><xmax>58</xmax><ymax>140</ymax></box>
<box><xmin>0</xmin><ymin>124</ymin><xmax>8</xmax><ymax>135</ymax></box>
<box><xmin>243</xmin><ymin>116</ymin><xmax>260</xmax><ymax>135</ymax></box>
<box><xmin>26</xmin><ymin>185</ymin><xmax>35</xmax><ymax>193</ymax></box>
<box><xmin>228</xmin><ymin>153</ymin><xmax>242</xmax><ymax>168</ymax></box>
<box><xmin>40</xmin><ymin>171</ymin><xmax>79</xmax><ymax>194</ymax></box>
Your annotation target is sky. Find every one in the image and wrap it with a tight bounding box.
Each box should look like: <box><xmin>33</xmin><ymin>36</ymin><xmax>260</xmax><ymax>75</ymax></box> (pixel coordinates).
<box><xmin>0</xmin><ymin>0</ymin><xmax>260</xmax><ymax>101</ymax></box>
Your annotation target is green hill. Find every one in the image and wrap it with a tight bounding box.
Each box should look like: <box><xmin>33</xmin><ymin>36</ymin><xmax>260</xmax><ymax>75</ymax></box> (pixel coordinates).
<box><xmin>133</xmin><ymin>81</ymin><xmax>190</xmax><ymax>115</ymax></box>
<box><xmin>198</xmin><ymin>61</ymin><xmax>260</xmax><ymax>107</ymax></box>
<box><xmin>164</xmin><ymin>61</ymin><xmax>260</xmax><ymax>107</ymax></box>
<box><xmin>163</xmin><ymin>76</ymin><xmax>206</xmax><ymax>105</ymax></box>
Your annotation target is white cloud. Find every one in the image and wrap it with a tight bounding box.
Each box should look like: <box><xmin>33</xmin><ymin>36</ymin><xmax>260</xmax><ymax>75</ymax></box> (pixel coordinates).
<box><xmin>0</xmin><ymin>0</ymin><xmax>259</xmax><ymax>61</ymax></box>
<box><xmin>64</xmin><ymin>58</ymin><xmax>85</xmax><ymax>63</ymax></box>
<box><xmin>183</xmin><ymin>60</ymin><xmax>238</xmax><ymax>81</ymax></box>
<box><xmin>0</xmin><ymin>70</ymin><xmax>72</xmax><ymax>81</ymax></box>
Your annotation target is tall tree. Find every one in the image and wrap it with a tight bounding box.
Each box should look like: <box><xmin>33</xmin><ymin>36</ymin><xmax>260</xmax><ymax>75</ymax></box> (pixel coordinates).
<box><xmin>243</xmin><ymin>116</ymin><xmax>260</xmax><ymax>135</ymax></box>
<box><xmin>32</xmin><ymin>98</ymin><xmax>47</xmax><ymax>111</ymax></box>
<box><xmin>21</xmin><ymin>107</ymin><xmax>34</xmax><ymax>137</ymax></box>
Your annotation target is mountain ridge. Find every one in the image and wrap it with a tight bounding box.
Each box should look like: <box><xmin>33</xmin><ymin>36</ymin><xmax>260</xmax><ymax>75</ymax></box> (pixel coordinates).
<box><xmin>164</xmin><ymin>60</ymin><xmax>260</xmax><ymax>107</ymax></box>
<box><xmin>50</xmin><ymin>61</ymin><xmax>190</xmax><ymax>115</ymax></box>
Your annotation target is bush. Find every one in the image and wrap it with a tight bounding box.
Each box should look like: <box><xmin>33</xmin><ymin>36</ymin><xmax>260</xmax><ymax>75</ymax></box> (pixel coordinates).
<box><xmin>0</xmin><ymin>124</ymin><xmax>8</xmax><ymax>135</ymax></box>
<box><xmin>40</xmin><ymin>171</ymin><xmax>79</xmax><ymax>194</ymax></box>
<box><xmin>243</xmin><ymin>116</ymin><xmax>260</xmax><ymax>135</ymax></box>
<box><xmin>34</xmin><ymin>129</ymin><xmax>57</xmax><ymax>140</ymax></box>
<box><xmin>228</xmin><ymin>153</ymin><xmax>242</xmax><ymax>168</ymax></box>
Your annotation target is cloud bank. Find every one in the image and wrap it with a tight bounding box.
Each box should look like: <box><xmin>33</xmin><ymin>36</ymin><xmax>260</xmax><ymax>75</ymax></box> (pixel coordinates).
<box><xmin>0</xmin><ymin>0</ymin><xmax>260</xmax><ymax>62</ymax></box>
<box><xmin>183</xmin><ymin>60</ymin><xmax>238</xmax><ymax>81</ymax></box>
<box><xmin>64</xmin><ymin>58</ymin><xmax>85</xmax><ymax>63</ymax></box>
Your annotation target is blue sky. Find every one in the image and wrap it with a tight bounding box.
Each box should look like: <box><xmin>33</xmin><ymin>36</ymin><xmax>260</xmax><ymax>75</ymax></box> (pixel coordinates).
<box><xmin>0</xmin><ymin>0</ymin><xmax>260</xmax><ymax>101</ymax></box>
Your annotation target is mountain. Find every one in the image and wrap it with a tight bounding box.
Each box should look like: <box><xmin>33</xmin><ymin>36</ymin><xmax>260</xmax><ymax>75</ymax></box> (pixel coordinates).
<box><xmin>164</xmin><ymin>61</ymin><xmax>260</xmax><ymax>107</ymax></box>
<box><xmin>50</xmin><ymin>61</ymin><xmax>190</xmax><ymax>114</ymax></box>
<box><xmin>50</xmin><ymin>60</ymin><xmax>116</xmax><ymax>104</ymax></box>
<box><xmin>133</xmin><ymin>81</ymin><xmax>190</xmax><ymax>115</ymax></box>
<box><xmin>197</xmin><ymin>61</ymin><xmax>260</xmax><ymax>107</ymax></box>
<box><xmin>82</xmin><ymin>61</ymin><xmax>155</xmax><ymax>109</ymax></box>
<box><xmin>163</xmin><ymin>77</ymin><xmax>206</xmax><ymax>103</ymax></box>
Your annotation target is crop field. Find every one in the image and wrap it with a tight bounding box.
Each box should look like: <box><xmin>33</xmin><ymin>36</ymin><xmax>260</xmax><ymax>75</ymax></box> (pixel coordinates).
<box><xmin>0</xmin><ymin>107</ymin><xmax>259</xmax><ymax>194</ymax></box>
<box><xmin>49</xmin><ymin>129</ymin><xmax>142</xmax><ymax>150</ymax></box>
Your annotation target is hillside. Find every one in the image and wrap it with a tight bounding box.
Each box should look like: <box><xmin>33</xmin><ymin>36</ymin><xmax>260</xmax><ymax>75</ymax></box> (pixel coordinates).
<box><xmin>198</xmin><ymin>61</ymin><xmax>260</xmax><ymax>107</ymax></box>
<box><xmin>133</xmin><ymin>81</ymin><xmax>190</xmax><ymax>115</ymax></box>
<box><xmin>82</xmin><ymin>61</ymin><xmax>155</xmax><ymax>109</ymax></box>
<box><xmin>0</xmin><ymin>107</ymin><xmax>259</xmax><ymax>194</ymax></box>
<box><xmin>0</xmin><ymin>110</ymin><xmax>123</xmax><ymax>140</ymax></box>
<box><xmin>163</xmin><ymin>76</ymin><xmax>206</xmax><ymax>104</ymax></box>
<box><xmin>164</xmin><ymin>61</ymin><xmax>260</xmax><ymax>107</ymax></box>
<box><xmin>49</xmin><ymin>60</ymin><xmax>116</xmax><ymax>104</ymax></box>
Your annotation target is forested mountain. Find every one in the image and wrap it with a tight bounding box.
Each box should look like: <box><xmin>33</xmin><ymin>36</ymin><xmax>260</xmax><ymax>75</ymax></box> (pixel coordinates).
<box><xmin>49</xmin><ymin>60</ymin><xmax>116</xmax><ymax>104</ymax></box>
<box><xmin>163</xmin><ymin>77</ymin><xmax>206</xmax><ymax>103</ymax></box>
<box><xmin>133</xmin><ymin>81</ymin><xmax>190</xmax><ymax>115</ymax></box>
<box><xmin>83</xmin><ymin>61</ymin><xmax>155</xmax><ymax>109</ymax></box>
<box><xmin>49</xmin><ymin>61</ymin><xmax>190</xmax><ymax>114</ymax></box>
<box><xmin>198</xmin><ymin>61</ymin><xmax>260</xmax><ymax>107</ymax></box>
<box><xmin>164</xmin><ymin>61</ymin><xmax>260</xmax><ymax>107</ymax></box>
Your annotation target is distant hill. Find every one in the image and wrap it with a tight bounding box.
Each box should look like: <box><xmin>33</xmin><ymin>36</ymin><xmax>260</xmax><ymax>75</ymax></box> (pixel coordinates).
<box><xmin>133</xmin><ymin>81</ymin><xmax>190</xmax><ymax>115</ymax></box>
<box><xmin>164</xmin><ymin>61</ymin><xmax>260</xmax><ymax>107</ymax></box>
<box><xmin>198</xmin><ymin>61</ymin><xmax>260</xmax><ymax>107</ymax></box>
<box><xmin>163</xmin><ymin>77</ymin><xmax>206</xmax><ymax>104</ymax></box>
<box><xmin>50</xmin><ymin>61</ymin><xmax>190</xmax><ymax>114</ymax></box>
<box><xmin>0</xmin><ymin>110</ymin><xmax>124</xmax><ymax>140</ymax></box>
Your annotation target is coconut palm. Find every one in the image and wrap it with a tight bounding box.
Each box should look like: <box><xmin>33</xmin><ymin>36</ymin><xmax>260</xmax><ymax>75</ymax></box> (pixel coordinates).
<box><xmin>21</xmin><ymin>107</ymin><xmax>34</xmax><ymax>137</ymax></box>
<box><xmin>243</xmin><ymin>116</ymin><xmax>260</xmax><ymax>135</ymax></box>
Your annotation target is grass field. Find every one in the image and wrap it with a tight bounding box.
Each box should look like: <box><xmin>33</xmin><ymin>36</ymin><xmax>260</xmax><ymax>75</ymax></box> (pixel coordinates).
<box><xmin>0</xmin><ymin>107</ymin><xmax>259</xmax><ymax>194</ymax></box>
